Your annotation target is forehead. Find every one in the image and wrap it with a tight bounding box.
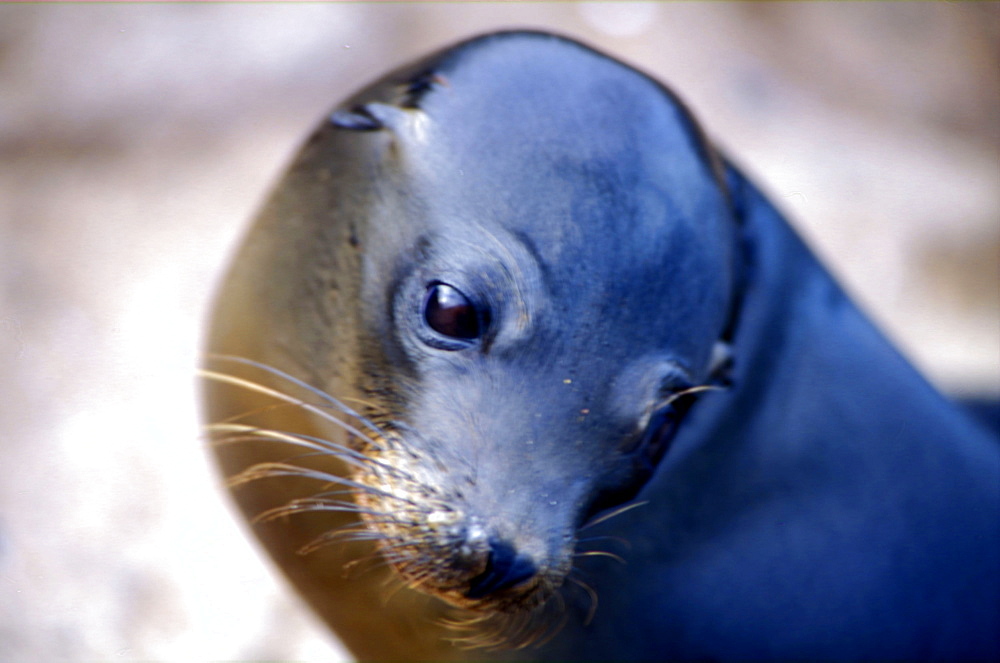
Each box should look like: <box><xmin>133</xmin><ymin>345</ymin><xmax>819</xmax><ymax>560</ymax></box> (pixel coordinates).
<box><xmin>394</xmin><ymin>35</ymin><xmax>721</xmax><ymax>271</ymax></box>
<box><xmin>420</xmin><ymin>35</ymin><xmax>706</xmax><ymax>178</ymax></box>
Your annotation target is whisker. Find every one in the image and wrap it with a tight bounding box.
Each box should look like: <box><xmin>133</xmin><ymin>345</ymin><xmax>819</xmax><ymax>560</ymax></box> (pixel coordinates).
<box><xmin>227</xmin><ymin>462</ymin><xmax>422</xmax><ymax>508</ymax></box>
<box><xmin>199</xmin><ymin>364</ymin><xmax>389</xmax><ymax>452</ymax></box>
<box><xmin>655</xmin><ymin>383</ymin><xmax>725</xmax><ymax>410</ymax></box>
<box><xmin>204</xmin><ymin>354</ymin><xmax>386</xmax><ymax>433</ymax></box>
<box><xmin>579</xmin><ymin>500</ymin><xmax>649</xmax><ymax>531</ymax></box>
<box><xmin>252</xmin><ymin>499</ymin><xmax>399</xmax><ymax>524</ymax></box>
<box><xmin>573</xmin><ymin>549</ymin><xmax>627</xmax><ymax>565</ymax></box>
<box><xmin>440</xmin><ymin>613</ymin><xmax>489</xmax><ymax>628</ymax></box>
<box><xmin>440</xmin><ymin>586</ymin><xmax>569</xmax><ymax>651</ymax></box>
<box><xmin>207</xmin><ymin>422</ymin><xmax>417</xmax><ymax>482</ymax></box>
<box><xmin>530</xmin><ymin>595</ymin><xmax>569</xmax><ymax>649</ymax></box>
<box><xmin>212</xmin><ymin>400</ymin><xmax>313</xmax><ymax>427</ymax></box>
<box><xmin>299</xmin><ymin>524</ymin><xmax>397</xmax><ymax>556</ymax></box>
<box><xmin>208</xmin><ymin>424</ymin><xmax>372</xmax><ymax>469</ymax></box>
<box><xmin>568</xmin><ymin>575</ymin><xmax>600</xmax><ymax>626</ymax></box>
<box><xmin>378</xmin><ymin>574</ymin><xmax>416</xmax><ymax>606</ymax></box>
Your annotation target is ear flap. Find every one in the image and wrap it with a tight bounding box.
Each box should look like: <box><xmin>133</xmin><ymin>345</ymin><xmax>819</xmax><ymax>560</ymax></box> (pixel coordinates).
<box><xmin>709</xmin><ymin>156</ymin><xmax>765</xmax><ymax>375</ymax></box>
<box><xmin>708</xmin><ymin>156</ymin><xmax>798</xmax><ymax>384</ymax></box>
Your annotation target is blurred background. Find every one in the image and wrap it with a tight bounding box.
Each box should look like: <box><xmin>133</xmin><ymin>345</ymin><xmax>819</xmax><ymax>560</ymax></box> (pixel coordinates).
<box><xmin>1</xmin><ymin>3</ymin><xmax>996</xmax><ymax>660</ymax></box>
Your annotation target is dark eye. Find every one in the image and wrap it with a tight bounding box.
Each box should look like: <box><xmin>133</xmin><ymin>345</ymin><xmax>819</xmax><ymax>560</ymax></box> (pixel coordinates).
<box><xmin>423</xmin><ymin>283</ymin><xmax>482</xmax><ymax>340</ymax></box>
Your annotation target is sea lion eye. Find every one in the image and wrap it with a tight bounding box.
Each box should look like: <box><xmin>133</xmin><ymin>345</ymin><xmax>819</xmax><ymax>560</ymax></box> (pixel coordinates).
<box><xmin>423</xmin><ymin>283</ymin><xmax>482</xmax><ymax>341</ymax></box>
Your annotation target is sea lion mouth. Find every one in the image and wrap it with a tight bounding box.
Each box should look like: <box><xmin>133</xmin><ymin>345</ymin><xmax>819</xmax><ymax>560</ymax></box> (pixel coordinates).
<box><xmin>464</xmin><ymin>540</ymin><xmax>537</xmax><ymax>599</ymax></box>
<box><xmin>344</xmin><ymin>432</ymin><xmax>579</xmax><ymax>649</ymax></box>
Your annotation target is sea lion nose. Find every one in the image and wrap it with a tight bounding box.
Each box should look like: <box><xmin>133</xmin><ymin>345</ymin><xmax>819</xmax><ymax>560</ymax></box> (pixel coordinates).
<box><xmin>464</xmin><ymin>539</ymin><xmax>537</xmax><ymax>599</ymax></box>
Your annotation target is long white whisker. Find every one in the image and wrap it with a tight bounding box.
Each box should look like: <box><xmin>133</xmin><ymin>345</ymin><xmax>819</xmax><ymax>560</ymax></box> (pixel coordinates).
<box><xmin>207</xmin><ymin>422</ymin><xmax>416</xmax><ymax>481</ymax></box>
<box><xmin>579</xmin><ymin>500</ymin><xmax>649</xmax><ymax>531</ymax></box>
<box><xmin>200</xmin><ymin>363</ymin><xmax>388</xmax><ymax>451</ymax></box>
<box><xmin>227</xmin><ymin>462</ymin><xmax>422</xmax><ymax>508</ymax></box>
<box><xmin>205</xmin><ymin>354</ymin><xmax>386</xmax><ymax>436</ymax></box>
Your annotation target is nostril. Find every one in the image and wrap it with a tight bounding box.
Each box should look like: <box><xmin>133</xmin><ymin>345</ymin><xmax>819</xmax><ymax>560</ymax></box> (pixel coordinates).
<box><xmin>464</xmin><ymin>539</ymin><xmax>536</xmax><ymax>599</ymax></box>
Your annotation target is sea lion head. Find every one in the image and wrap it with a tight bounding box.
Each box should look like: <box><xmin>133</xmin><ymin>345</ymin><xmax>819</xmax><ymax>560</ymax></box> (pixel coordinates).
<box><xmin>206</xmin><ymin>31</ymin><xmax>737</xmax><ymax>647</ymax></box>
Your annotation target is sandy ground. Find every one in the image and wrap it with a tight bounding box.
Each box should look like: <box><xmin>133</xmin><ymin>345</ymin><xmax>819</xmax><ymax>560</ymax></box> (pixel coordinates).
<box><xmin>1</xmin><ymin>3</ymin><xmax>997</xmax><ymax>661</ymax></box>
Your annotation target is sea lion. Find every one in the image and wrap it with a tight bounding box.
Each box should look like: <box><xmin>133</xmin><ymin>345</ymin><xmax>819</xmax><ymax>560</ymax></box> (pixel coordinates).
<box><xmin>201</xmin><ymin>31</ymin><xmax>1000</xmax><ymax>660</ymax></box>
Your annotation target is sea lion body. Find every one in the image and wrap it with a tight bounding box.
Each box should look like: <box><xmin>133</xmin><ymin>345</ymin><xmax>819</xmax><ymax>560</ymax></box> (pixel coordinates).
<box><xmin>203</xmin><ymin>32</ymin><xmax>1000</xmax><ymax>660</ymax></box>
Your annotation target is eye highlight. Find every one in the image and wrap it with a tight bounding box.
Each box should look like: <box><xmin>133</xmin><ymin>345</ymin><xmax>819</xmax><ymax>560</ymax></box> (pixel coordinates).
<box><xmin>422</xmin><ymin>282</ymin><xmax>482</xmax><ymax>341</ymax></box>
